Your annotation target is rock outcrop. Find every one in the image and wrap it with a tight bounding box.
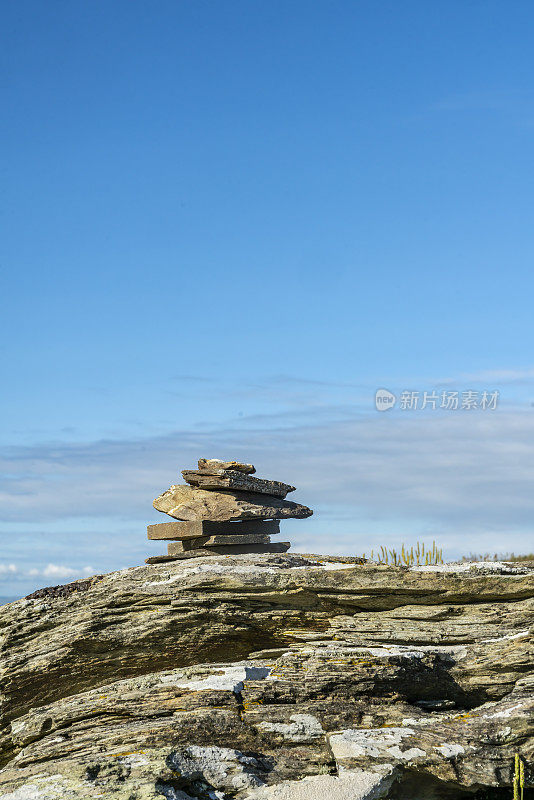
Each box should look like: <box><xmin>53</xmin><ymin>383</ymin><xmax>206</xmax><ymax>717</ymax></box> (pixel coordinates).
<box><xmin>0</xmin><ymin>555</ymin><xmax>532</xmax><ymax>799</ymax></box>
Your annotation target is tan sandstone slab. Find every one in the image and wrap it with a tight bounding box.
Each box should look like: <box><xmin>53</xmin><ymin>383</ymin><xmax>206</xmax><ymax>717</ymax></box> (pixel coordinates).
<box><xmin>182</xmin><ymin>470</ymin><xmax>295</xmax><ymax>498</ymax></box>
<box><xmin>153</xmin><ymin>485</ymin><xmax>313</xmax><ymax>522</ymax></box>
<box><xmin>147</xmin><ymin>520</ymin><xmax>281</xmax><ymax>540</ymax></box>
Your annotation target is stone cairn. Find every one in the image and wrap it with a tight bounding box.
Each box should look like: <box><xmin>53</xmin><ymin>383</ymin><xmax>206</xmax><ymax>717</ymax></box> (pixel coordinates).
<box><xmin>146</xmin><ymin>458</ymin><xmax>313</xmax><ymax>563</ymax></box>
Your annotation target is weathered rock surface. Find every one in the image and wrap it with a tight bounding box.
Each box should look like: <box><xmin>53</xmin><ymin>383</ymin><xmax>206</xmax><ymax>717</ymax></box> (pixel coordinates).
<box><xmin>153</xmin><ymin>485</ymin><xmax>313</xmax><ymax>522</ymax></box>
<box><xmin>0</xmin><ymin>555</ymin><xmax>532</xmax><ymax>799</ymax></box>
<box><xmin>198</xmin><ymin>459</ymin><xmax>255</xmax><ymax>474</ymax></box>
<box><xmin>182</xmin><ymin>470</ymin><xmax>296</xmax><ymax>498</ymax></box>
<box><xmin>147</xmin><ymin>520</ymin><xmax>281</xmax><ymax>540</ymax></box>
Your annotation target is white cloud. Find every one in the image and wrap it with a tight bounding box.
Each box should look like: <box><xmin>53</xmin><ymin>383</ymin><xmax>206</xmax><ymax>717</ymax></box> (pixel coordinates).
<box><xmin>439</xmin><ymin>367</ymin><xmax>534</xmax><ymax>385</ymax></box>
<box><xmin>42</xmin><ymin>564</ymin><xmax>77</xmax><ymax>578</ymax></box>
<box><xmin>3</xmin><ymin>409</ymin><xmax>534</xmax><ymax>523</ymax></box>
<box><xmin>0</xmin><ymin>563</ymin><xmax>17</xmax><ymax>574</ymax></box>
<box><xmin>41</xmin><ymin>564</ymin><xmax>94</xmax><ymax>579</ymax></box>
<box><xmin>1</xmin><ymin>400</ymin><xmax>534</xmax><ymax>557</ymax></box>
<box><xmin>26</xmin><ymin>564</ymin><xmax>95</xmax><ymax>579</ymax></box>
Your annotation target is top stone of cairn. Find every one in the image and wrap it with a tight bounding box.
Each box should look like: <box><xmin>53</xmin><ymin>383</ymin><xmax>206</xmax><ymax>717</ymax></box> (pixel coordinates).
<box><xmin>186</xmin><ymin>457</ymin><xmax>295</xmax><ymax>498</ymax></box>
<box><xmin>182</xmin><ymin>470</ymin><xmax>295</xmax><ymax>498</ymax></box>
<box><xmin>198</xmin><ymin>458</ymin><xmax>255</xmax><ymax>474</ymax></box>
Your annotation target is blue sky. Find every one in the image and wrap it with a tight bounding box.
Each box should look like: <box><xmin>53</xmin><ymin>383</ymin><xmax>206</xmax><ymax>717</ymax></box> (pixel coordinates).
<box><xmin>2</xmin><ymin>1</ymin><xmax>534</xmax><ymax>597</ymax></box>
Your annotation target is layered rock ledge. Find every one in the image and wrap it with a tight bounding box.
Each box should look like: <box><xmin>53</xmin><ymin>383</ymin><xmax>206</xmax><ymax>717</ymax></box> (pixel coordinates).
<box><xmin>0</xmin><ymin>554</ymin><xmax>532</xmax><ymax>799</ymax></box>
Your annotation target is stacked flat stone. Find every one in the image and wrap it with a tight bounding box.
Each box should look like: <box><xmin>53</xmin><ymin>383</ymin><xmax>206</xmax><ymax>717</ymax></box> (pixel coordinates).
<box><xmin>146</xmin><ymin>458</ymin><xmax>313</xmax><ymax>563</ymax></box>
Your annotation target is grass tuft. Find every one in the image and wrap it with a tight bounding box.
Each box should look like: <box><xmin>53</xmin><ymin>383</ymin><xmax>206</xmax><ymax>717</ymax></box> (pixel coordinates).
<box><xmin>360</xmin><ymin>541</ymin><xmax>444</xmax><ymax>567</ymax></box>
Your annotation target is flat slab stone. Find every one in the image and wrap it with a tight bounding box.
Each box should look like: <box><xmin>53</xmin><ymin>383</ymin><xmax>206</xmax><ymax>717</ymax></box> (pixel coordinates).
<box><xmin>168</xmin><ymin>534</ymin><xmax>271</xmax><ymax>554</ymax></box>
<box><xmin>145</xmin><ymin>554</ymin><xmax>190</xmax><ymax>563</ymax></box>
<box><xmin>297</xmin><ymin>554</ymin><xmax>367</xmax><ymax>564</ymax></box>
<box><xmin>147</xmin><ymin>520</ymin><xmax>280</xmax><ymax>540</ymax></box>
<box><xmin>182</xmin><ymin>470</ymin><xmax>295</xmax><ymax>498</ymax></box>
<box><xmin>153</xmin><ymin>485</ymin><xmax>313</xmax><ymax>522</ymax></box>
<box><xmin>198</xmin><ymin>458</ymin><xmax>255</xmax><ymax>474</ymax></box>
<box><xmin>146</xmin><ymin>542</ymin><xmax>291</xmax><ymax>562</ymax></box>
